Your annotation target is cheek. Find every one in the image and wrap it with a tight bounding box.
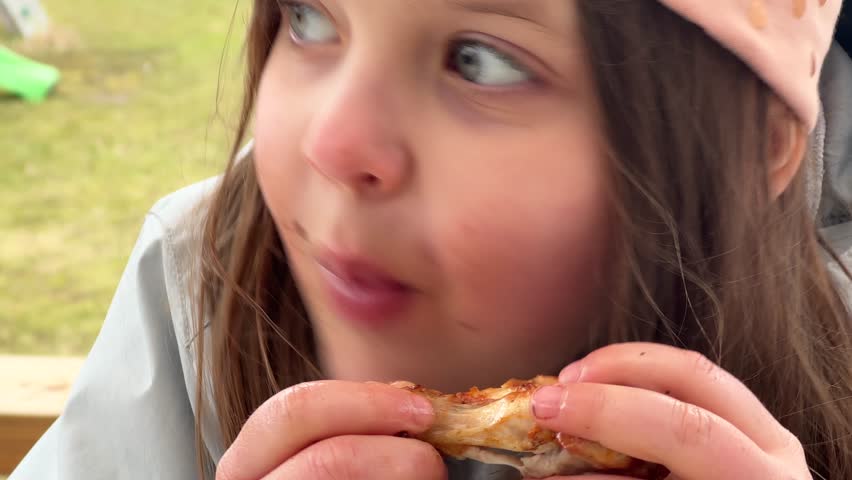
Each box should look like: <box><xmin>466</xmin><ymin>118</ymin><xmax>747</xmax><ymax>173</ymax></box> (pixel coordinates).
<box><xmin>430</xmin><ymin>136</ymin><xmax>611</xmax><ymax>336</ymax></box>
<box><xmin>253</xmin><ymin>49</ymin><xmax>309</xmax><ymax>235</ymax></box>
<box><xmin>443</xmin><ymin>199</ymin><xmax>609</xmax><ymax>328</ymax></box>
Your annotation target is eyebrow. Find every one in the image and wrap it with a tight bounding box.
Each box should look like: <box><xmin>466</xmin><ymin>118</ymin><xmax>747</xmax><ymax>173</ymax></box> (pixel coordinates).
<box><xmin>445</xmin><ymin>0</ymin><xmax>553</xmax><ymax>28</ymax></box>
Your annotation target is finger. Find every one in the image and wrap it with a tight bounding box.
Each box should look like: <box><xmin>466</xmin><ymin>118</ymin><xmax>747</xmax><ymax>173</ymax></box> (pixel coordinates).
<box><xmin>264</xmin><ymin>435</ymin><xmax>447</xmax><ymax>480</ymax></box>
<box><xmin>533</xmin><ymin>382</ymin><xmax>776</xmax><ymax>480</ymax></box>
<box><xmin>559</xmin><ymin>343</ymin><xmax>788</xmax><ymax>450</ymax></box>
<box><xmin>217</xmin><ymin>380</ymin><xmax>434</xmax><ymax>480</ymax></box>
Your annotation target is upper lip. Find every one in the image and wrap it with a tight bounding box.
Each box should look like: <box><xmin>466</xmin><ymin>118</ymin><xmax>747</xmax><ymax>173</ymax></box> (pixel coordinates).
<box><xmin>316</xmin><ymin>249</ymin><xmax>413</xmax><ymax>291</ymax></box>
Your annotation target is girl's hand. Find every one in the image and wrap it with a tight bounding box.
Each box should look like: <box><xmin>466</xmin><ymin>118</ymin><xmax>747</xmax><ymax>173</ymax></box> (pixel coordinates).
<box><xmin>216</xmin><ymin>380</ymin><xmax>447</xmax><ymax>480</ymax></box>
<box><xmin>531</xmin><ymin>343</ymin><xmax>809</xmax><ymax>480</ymax></box>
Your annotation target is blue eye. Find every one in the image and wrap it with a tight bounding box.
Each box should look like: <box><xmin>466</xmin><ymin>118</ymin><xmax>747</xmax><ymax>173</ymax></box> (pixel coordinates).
<box><xmin>448</xmin><ymin>41</ymin><xmax>532</xmax><ymax>86</ymax></box>
<box><xmin>280</xmin><ymin>1</ymin><xmax>337</xmax><ymax>44</ymax></box>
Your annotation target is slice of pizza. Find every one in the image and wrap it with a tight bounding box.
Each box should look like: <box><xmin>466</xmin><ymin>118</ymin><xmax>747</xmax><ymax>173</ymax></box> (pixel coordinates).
<box><xmin>392</xmin><ymin>376</ymin><xmax>668</xmax><ymax>479</ymax></box>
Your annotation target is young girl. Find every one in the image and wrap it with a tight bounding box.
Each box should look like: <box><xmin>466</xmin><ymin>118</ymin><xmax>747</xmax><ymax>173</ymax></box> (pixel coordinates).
<box><xmin>11</xmin><ymin>1</ymin><xmax>852</xmax><ymax>479</ymax></box>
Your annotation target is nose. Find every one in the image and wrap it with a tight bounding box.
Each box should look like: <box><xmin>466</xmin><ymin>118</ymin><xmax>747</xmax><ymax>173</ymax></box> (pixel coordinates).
<box><xmin>301</xmin><ymin>71</ymin><xmax>412</xmax><ymax>198</ymax></box>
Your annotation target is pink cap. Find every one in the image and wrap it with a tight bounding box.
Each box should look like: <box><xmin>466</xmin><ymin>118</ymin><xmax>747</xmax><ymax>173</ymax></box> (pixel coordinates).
<box><xmin>659</xmin><ymin>0</ymin><xmax>842</xmax><ymax>130</ymax></box>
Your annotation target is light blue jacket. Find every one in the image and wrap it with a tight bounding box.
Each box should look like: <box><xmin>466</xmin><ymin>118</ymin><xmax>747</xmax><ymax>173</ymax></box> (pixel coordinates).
<box><xmin>10</xmin><ymin>43</ymin><xmax>852</xmax><ymax>480</ymax></box>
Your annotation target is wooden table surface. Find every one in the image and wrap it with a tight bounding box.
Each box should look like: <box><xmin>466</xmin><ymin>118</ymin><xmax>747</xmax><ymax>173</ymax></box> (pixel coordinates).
<box><xmin>0</xmin><ymin>355</ymin><xmax>84</xmax><ymax>475</ymax></box>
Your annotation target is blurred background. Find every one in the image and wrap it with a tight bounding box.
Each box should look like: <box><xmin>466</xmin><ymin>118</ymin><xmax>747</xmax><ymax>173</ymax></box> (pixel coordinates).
<box><xmin>1</xmin><ymin>1</ymin><xmax>249</xmax><ymax>474</ymax></box>
<box><xmin>1</xmin><ymin>0</ymin><xmax>248</xmax><ymax>356</ymax></box>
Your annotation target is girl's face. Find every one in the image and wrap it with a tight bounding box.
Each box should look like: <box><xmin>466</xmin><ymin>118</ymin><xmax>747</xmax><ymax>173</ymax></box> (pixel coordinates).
<box><xmin>254</xmin><ymin>0</ymin><xmax>610</xmax><ymax>392</ymax></box>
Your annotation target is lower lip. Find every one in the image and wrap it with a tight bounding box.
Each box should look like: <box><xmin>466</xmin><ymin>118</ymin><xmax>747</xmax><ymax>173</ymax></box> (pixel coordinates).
<box><xmin>318</xmin><ymin>265</ymin><xmax>415</xmax><ymax>328</ymax></box>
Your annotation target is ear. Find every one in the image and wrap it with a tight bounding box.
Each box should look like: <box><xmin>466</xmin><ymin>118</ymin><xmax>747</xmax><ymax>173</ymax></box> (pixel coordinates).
<box><xmin>767</xmin><ymin>101</ymin><xmax>808</xmax><ymax>200</ymax></box>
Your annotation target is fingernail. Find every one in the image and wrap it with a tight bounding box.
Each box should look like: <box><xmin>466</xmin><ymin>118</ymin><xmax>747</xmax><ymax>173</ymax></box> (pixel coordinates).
<box><xmin>405</xmin><ymin>395</ymin><xmax>435</xmax><ymax>427</ymax></box>
<box><xmin>533</xmin><ymin>385</ymin><xmax>565</xmax><ymax>420</ymax></box>
<box><xmin>559</xmin><ymin>362</ymin><xmax>585</xmax><ymax>383</ymax></box>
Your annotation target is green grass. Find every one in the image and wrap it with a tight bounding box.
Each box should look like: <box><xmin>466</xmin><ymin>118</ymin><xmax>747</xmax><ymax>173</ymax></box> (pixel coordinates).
<box><xmin>0</xmin><ymin>0</ymin><xmax>248</xmax><ymax>355</ymax></box>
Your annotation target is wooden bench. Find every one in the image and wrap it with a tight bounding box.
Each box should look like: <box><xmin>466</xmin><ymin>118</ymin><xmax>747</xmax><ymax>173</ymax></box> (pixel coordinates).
<box><xmin>0</xmin><ymin>355</ymin><xmax>83</xmax><ymax>475</ymax></box>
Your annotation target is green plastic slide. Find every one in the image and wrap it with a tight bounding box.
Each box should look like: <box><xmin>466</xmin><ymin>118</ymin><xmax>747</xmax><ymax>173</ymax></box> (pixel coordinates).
<box><xmin>0</xmin><ymin>45</ymin><xmax>59</xmax><ymax>102</ymax></box>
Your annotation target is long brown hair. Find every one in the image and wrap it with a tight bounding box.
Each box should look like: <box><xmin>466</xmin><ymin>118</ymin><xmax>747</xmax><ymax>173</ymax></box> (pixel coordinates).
<box><xmin>194</xmin><ymin>1</ymin><xmax>852</xmax><ymax>478</ymax></box>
